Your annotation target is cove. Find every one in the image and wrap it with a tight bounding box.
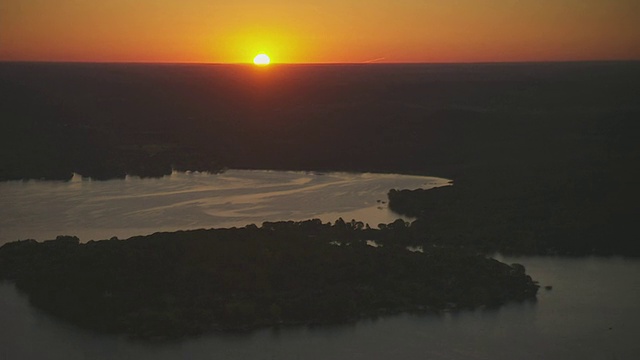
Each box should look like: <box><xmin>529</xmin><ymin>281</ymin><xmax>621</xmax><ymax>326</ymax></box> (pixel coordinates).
<box><xmin>0</xmin><ymin>170</ymin><xmax>451</xmax><ymax>245</ymax></box>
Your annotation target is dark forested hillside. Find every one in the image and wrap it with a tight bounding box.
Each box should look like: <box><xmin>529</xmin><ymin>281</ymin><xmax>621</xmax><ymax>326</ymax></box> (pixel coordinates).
<box><xmin>2</xmin><ymin>62</ymin><xmax>638</xmax><ymax>179</ymax></box>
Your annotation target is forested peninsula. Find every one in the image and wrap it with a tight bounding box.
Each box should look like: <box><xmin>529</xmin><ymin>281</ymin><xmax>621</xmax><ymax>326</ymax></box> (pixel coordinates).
<box><xmin>0</xmin><ymin>222</ymin><xmax>539</xmax><ymax>341</ymax></box>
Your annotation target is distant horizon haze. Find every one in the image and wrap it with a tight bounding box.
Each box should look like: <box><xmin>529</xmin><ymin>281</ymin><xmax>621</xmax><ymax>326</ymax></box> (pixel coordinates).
<box><xmin>1</xmin><ymin>60</ymin><xmax>638</xmax><ymax>66</ymax></box>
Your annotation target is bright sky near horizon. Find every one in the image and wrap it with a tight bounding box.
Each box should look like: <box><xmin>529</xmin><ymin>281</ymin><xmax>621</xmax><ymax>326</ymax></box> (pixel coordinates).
<box><xmin>1</xmin><ymin>0</ymin><xmax>638</xmax><ymax>63</ymax></box>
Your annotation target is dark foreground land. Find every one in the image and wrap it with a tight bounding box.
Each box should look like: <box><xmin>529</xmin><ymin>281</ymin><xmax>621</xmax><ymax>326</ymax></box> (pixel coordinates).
<box><xmin>0</xmin><ymin>223</ymin><xmax>538</xmax><ymax>341</ymax></box>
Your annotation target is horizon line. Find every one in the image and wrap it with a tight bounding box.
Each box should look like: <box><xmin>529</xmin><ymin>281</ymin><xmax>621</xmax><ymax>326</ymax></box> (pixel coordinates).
<box><xmin>1</xmin><ymin>59</ymin><xmax>639</xmax><ymax>66</ymax></box>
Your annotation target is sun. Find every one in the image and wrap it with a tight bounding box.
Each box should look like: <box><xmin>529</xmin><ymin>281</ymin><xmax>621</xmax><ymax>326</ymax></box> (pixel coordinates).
<box><xmin>253</xmin><ymin>53</ymin><xmax>270</xmax><ymax>66</ymax></box>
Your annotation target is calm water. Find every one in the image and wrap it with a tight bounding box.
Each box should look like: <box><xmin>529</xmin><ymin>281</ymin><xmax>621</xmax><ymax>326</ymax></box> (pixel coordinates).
<box><xmin>1</xmin><ymin>171</ymin><xmax>639</xmax><ymax>359</ymax></box>
<box><xmin>1</xmin><ymin>257</ymin><xmax>639</xmax><ymax>360</ymax></box>
<box><xmin>0</xmin><ymin>170</ymin><xmax>450</xmax><ymax>245</ymax></box>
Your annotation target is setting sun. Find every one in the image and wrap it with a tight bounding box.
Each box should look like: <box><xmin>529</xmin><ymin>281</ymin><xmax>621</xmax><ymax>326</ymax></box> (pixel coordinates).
<box><xmin>253</xmin><ymin>54</ymin><xmax>270</xmax><ymax>66</ymax></box>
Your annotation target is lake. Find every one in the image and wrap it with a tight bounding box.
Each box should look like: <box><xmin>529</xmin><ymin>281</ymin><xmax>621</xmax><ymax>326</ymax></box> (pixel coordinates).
<box><xmin>1</xmin><ymin>256</ymin><xmax>638</xmax><ymax>359</ymax></box>
<box><xmin>0</xmin><ymin>170</ymin><xmax>450</xmax><ymax>245</ymax></box>
<box><xmin>1</xmin><ymin>171</ymin><xmax>638</xmax><ymax>359</ymax></box>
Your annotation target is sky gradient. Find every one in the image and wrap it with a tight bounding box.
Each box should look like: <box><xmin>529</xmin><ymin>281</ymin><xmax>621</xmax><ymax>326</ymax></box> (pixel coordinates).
<box><xmin>1</xmin><ymin>0</ymin><xmax>638</xmax><ymax>63</ymax></box>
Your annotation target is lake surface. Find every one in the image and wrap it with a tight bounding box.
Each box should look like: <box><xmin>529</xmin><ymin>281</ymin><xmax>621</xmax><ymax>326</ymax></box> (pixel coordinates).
<box><xmin>1</xmin><ymin>256</ymin><xmax>638</xmax><ymax>360</ymax></box>
<box><xmin>1</xmin><ymin>171</ymin><xmax>639</xmax><ymax>359</ymax></box>
<box><xmin>0</xmin><ymin>170</ymin><xmax>450</xmax><ymax>245</ymax></box>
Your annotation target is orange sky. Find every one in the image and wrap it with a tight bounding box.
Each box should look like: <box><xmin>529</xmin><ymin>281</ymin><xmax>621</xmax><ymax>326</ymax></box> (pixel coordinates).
<box><xmin>1</xmin><ymin>0</ymin><xmax>638</xmax><ymax>63</ymax></box>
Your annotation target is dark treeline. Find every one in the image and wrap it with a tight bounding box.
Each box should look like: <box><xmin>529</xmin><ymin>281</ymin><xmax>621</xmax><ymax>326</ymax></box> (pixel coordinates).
<box><xmin>0</xmin><ymin>221</ymin><xmax>538</xmax><ymax>340</ymax></box>
<box><xmin>388</xmin><ymin>187</ymin><xmax>639</xmax><ymax>256</ymax></box>
<box><xmin>2</xmin><ymin>62</ymin><xmax>638</xmax><ymax>180</ymax></box>
<box><xmin>1</xmin><ymin>62</ymin><xmax>639</xmax><ymax>255</ymax></box>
